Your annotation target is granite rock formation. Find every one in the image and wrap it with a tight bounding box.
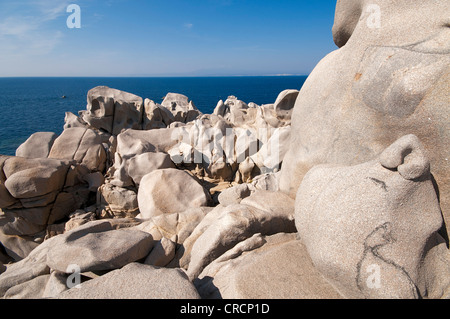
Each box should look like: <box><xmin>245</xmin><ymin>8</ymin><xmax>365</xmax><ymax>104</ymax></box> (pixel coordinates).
<box><xmin>0</xmin><ymin>0</ymin><xmax>449</xmax><ymax>300</ymax></box>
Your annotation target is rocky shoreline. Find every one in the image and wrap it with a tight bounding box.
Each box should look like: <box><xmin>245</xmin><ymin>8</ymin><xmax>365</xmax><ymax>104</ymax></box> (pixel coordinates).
<box><xmin>0</xmin><ymin>0</ymin><xmax>449</xmax><ymax>299</ymax></box>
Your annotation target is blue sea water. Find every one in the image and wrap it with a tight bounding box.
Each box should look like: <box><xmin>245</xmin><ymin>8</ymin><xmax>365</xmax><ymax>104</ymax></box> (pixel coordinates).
<box><xmin>0</xmin><ymin>76</ymin><xmax>307</xmax><ymax>156</ymax></box>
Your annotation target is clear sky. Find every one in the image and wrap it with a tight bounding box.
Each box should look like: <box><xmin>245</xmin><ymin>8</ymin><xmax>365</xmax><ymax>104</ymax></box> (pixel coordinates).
<box><xmin>0</xmin><ymin>0</ymin><xmax>338</xmax><ymax>77</ymax></box>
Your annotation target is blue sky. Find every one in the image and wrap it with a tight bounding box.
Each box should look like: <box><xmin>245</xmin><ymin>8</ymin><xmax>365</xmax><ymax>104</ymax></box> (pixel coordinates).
<box><xmin>0</xmin><ymin>0</ymin><xmax>338</xmax><ymax>77</ymax></box>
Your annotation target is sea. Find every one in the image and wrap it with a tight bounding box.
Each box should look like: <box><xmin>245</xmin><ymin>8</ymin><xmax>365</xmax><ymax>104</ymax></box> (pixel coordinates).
<box><xmin>0</xmin><ymin>76</ymin><xmax>307</xmax><ymax>156</ymax></box>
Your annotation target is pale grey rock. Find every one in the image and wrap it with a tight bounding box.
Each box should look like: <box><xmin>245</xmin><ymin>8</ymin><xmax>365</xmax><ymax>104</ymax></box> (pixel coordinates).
<box><xmin>295</xmin><ymin>135</ymin><xmax>446</xmax><ymax>299</ymax></box>
<box><xmin>97</xmin><ymin>184</ymin><xmax>139</xmax><ymax>219</ymax></box>
<box><xmin>0</xmin><ymin>181</ymin><xmax>16</xmax><ymax>209</ymax></box>
<box><xmin>222</xmin><ymin>96</ymin><xmax>254</xmax><ymax>127</ymax></box>
<box><xmin>213</xmin><ymin>100</ymin><xmax>226</xmax><ymax>117</ymax></box>
<box><xmin>0</xmin><ymin>220</ymin><xmax>131</xmax><ymax>298</ymax></box>
<box><xmin>418</xmin><ymin>233</ymin><xmax>450</xmax><ymax>299</ymax></box>
<box><xmin>137</xmin><ymin>168</ymin><xmax>211</xmax><ymax>219</ymax></box>
<box><xmin>3</xmin><ymin>157</ymin><xmax>69</xmax><ymax>199</ymax></box>
<box><xmin>238</xmin><ymin>157</ymin><xmax>256</xmax><ymax>183</ymax></box>
<box><xmin>234</xmin><ymin>128</ymin><xmax>259</xmax><ymax>165</ymax></box>
<box><xmin>143</xmin><ymin>98</ymin><xmax>174</xmax><ymax>130</ymax></box>
<box><xmin>0</xmin><ymin>230</ymin><xmax>56</xmax><ymax>297</ymax></box>
<box><xmin>196</xmin><ymin>234</ymin><xmax>343</xmax><ymax>299</ymax></box>
<box><xmin>136</xmin><ymin>207</ymin><xmax>213</xmax><ymax>248</ymax></box>
<box><xmin>1</xmin><ymin>206</ymin><xmax>52</xmax><ymax>236</ymax></box>
<box><xmin>127</xmin><ymin>152</ymin><xmax>175</xmax><ymax>185</ymax></box>
<box><xmin>144</xmin><ymin>237</ymin><xmax>176</xmax><ymax>267</ymax></box>
<box><xmin>48</xmin><ymin>127</ymin><xmax>106</xmax><ymax>173</ymax></box>
<box><xmin>279</xmin><ymin>0</ymin><xmax>450</xmax><ymax>235</ymax></box>
<box><xmin>161</xmin><ymin>93</ymin><xmax>201</xmax><ymax>123</ymax></box>
<box><xmin>273</xmin><ymin>89</ymin><xmax>299</xmax><ymax>121</ymax></box>
<box><xmin>15</xmin><ymin>132</ymin><xmax>57</xmax><ymax>159</ymax></box>
<box><xmin>108</xmin><ymin>151</ymin><xmax>134</xmax><ymax>187</ymax></box>
<box><xmin>3</xmin><ymin>274</ymin><xmax>50</xmax><ymax>299</ymax></box>
<box><xmin>0</xmin><ymin>156</ymin><xmax>72</xmax><ymax>237</ymax></box>
<box><xmin>186</xmin><ymin>191</ymin><xmax>296</xmax><ymax>278</ymax></box>
<box><xmin>47</xmin><ymin>192</ymin><xmax>79</xmax><ymax>225</ymax></box>
<box><xmin>58</xmin><ymin>263</ymin><xmax>201</xmax><ymax>299</ymax></box>
<box><xmin>42</xmin><ymin>271</ymin><xmax>70</xmax><ymax>298</ymax></box>
<box><xmin>64</xmin><ymin>111</ymin><xmax>88</xmax><ymax>130</ymax></box>
<box><xmin>46</xmin><ymin>220</ymin><xmax>154</xmax><ymax>273</ymax></box>
<box><xmin>0</xmin><ymin>227</ymin><xmax>40</xmax><ymax>261</ymax></box>
<box><xmin>250</xmin><ymin>126</ymin><xmax>291</xmax><ymax>173</ymax></box>
<box><xmin>250</xmin><ymin>172</ymin><xmax>280</xmax><ymax>192</ymax></box>
<box><xmin>83</xmin><ymin>171</ymin><xmax>105</xmax><ymax>192</ymax></box>
<box><xmin>64</xmin><ymin>209</ymin><xmax>96</xmax><ymax>232</ymax></box>
<box><xmin>218</xmin><ymin>184</ymin><xmax>251</xmax><ymax>206</ymax></box>
<box><xmin>116</xmin><ymin>127</ymin><xmax>180</xmax><ymax>160</ymax></box>
<box><xmin>81</xmin><ymin>86</ymin><xmax>144</xmax><ymax>135</ymax></box>
<box><xmin>379</xmin><ymin>134</ymin><xmax>431</xmax><ymax>180</ymax></box>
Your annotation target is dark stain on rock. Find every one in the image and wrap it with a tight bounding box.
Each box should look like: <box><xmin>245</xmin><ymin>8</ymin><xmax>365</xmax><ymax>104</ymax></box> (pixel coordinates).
<box><xmin>368</xmin><ymin>177</ymin><xmax>388</xmax><ymax>192</ymax></box>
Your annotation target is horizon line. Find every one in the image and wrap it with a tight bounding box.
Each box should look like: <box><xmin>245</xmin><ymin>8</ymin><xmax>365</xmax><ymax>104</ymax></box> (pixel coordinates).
<box><xmin>0</xmin><ymin>74</ymin><xmax>309</xmax><ymax>79</ymax></box>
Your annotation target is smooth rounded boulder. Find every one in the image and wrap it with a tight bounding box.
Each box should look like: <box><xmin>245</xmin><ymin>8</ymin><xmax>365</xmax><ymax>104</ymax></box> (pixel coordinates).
<box><xmin>15</xmin><ymin>132</ymin><xmax>57</xmax><ymax>159</ymax></box>
<box><xmin>46</xmin><ymin>221</ymin><xmax>154</xmax><ymax>273</ymax></box>
<box><xmin>280</xmin><ymin>0</ymin><xmax>450</xmax><ymax>235</ymax></box>
<box><xmin>295</xmin><ymin>135</ymin><xmax>446</xmax><ymax>299</ymax></box>
<box><xmin>58</xmin><ymin>263</ymin><xmax>201</xmax><ymax>299</ymax></box>
<box><xmin>137</xmin><ymin>168</ymin><xmax>211</xmax><ymax>219</ymax></box>
<box><xmin>81</xmin><ymin>86</ymin><xmax>144</xmax><ymax>135</ymax></box>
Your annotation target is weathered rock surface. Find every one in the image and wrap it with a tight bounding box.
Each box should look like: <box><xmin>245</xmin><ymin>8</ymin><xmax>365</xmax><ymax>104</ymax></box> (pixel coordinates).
<box><xmin>58</xmin><ymin>263</ymin><xmax>200</xmax><ymax>299</ymax></box>
<box><xmin>135</xmin><ymin>207</ymin><xmax>213</xmax><ymax>246</ymax></box>
<box><xmin>161</xmin><ymin>93</ymin><xmax>202</xmax><ymax>124</ymax></box>
<box><xmin>0</xmin><ymin>156</ymin><xmax>74</xmax><ymax>238</ymax></box>
<box><xmin>46</xmin><ymin>221</ymin><xmax>154</xmax><ymax>273</ymax></box>
<box><xmin>3</xmin><ymin>273</ymin><xmax>51</xmax><ymax>299</ymax></box>
<box><xmin>127</xmin><ymin>152</ymin><xmax>175</xmax><ymax>185</ymax></box>
<box><xmin>144</xmin><ymin>237</ymin><xmax>177</xmax><ymax>267</ymax></box>
<box><xmin>1</xmin><ymin>1</ymin><xmax>449</xmax><ymax>300</ymax></box>
<box><xmin>183</xmin><ymin>190</ymin><xmax>296</xmax><ymax>278</ymax></box>
<box><xmin>196</xmin><ymin>233</ymin><xmax>343</xmax><ymax>299</ymax></box>
<box><xmin>280</xmin><ymin>0</ymin><xmax>450</xmax><ymax>235</ymax></box>
<box><xmin>97</xmin><ymin>184</ymin><xmax>139</xmax><ymax>218</ymax></box>
<box><xmin>137</xmin><ymin>169</ymin><xmax>211</xmax><ymax>219</ymax></box>
<box><xmin>81</xmin><ymin>86</ymin><xmax>144</xmax><ymax>135</ymax></box>
<box><xmin>218</xmin><ymin>183</ymin><xmax>251</xmax><ymax>206</ymax></box>
<box><xmin>48</xmin><ymin>127</ymin><xmax>106</xmax><ymax>173</ymax></box>
<box><xmin>3</xmin><ymin>157</ymin><xmax>69</xmax><ymax>199</ymax></box>
<box><xmin>295</xmin><ymin>135</ymin><xmax>446</xmax><ymax>299</ymax></box>
<box><xmin>143</xmin><ymin>98</ymin><xmax>175</xmax><ymax>130</ymax></box>
<box><xmin>15</xmin><ymin>132</ymin><xmax>57</xmax><ymax>159</ymax></box>
<box><xmin>273</xmin><ymin>89</ymin><xmax>298</xmax><ymax>121</ymax></box>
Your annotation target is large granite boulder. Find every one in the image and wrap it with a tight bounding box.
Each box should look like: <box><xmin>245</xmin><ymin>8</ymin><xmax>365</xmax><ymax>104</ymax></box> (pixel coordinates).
<box><xmin>161</xmin><ymin>93</ymin><xmax>201</xmax><ymax>124</ymax></box>
<box><xmin>58</xmin><ymin>262</ymin><xmax>200</xmax><ymax>299</ymax></box>
<box><xmin>280</xmin><ymin>0</ymin><xmax>450</xmax><ymax>234</ymax></box>
<box><xmin>48</xmin><ymin>127</ymin><xmax>107</xmax><ymax>173</ymax></box>
<box><xmin>196</xmin><ymin>233</ymin><xmax>343</xmax><ymax>299</ymax></box>
<box><xmin>0</xmin><ymin>156</ymin><xmax>71</xmax><ymax>237</ymax></box>
<box><xmin>182</xmin><ymin>190</ymin><xmax>296</xmax><ymax>279</ymax></box>
<box><xmin>81</xmin><ymin>86</ymin><xmax>144</xmax><ymax>135</ymax></box>
<box><xmin>137</xmin><ymin>169</ymin><xmax>211</xmax><ymax>219</ymax></box>
<box><xmin>143</xmin><ymin>98</ymin><xmax>175</xmax><ymax>130</ymax></box>
<box><xmin>46</xmin><ymin>221</ymin><xmax>154</xmax><ymax>273</ymax></box>
<box><xmin>273</xmin><ymin>89</ymin><xmax>299</xmax><ymax>121</ymax></box>
<box><xmin>295</xmin><ymin>135</ymin><xmax>448</xmax><ymax>299</ymax></box>
<box><xmin>15</xmin><ymin>132</ymin><xmax>57</xmax><ymax>159</ymax></box>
